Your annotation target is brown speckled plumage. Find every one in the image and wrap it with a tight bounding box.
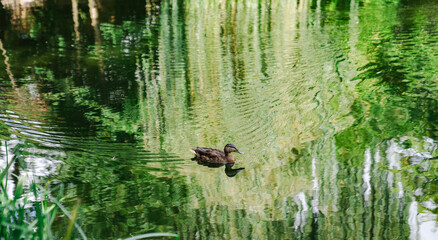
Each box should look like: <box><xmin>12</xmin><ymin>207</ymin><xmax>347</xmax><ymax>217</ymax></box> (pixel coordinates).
<box><xmin>190</xmin><ymin>143</ymin><xmax>243</xmax><ymax>164</ymax></box>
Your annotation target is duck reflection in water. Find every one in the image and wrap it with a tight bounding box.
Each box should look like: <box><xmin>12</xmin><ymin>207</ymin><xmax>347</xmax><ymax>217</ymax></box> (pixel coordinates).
<box><xmin>190</xmin><ymin>143</ymin><xmax>245</xmax><ymax>177</ymax></box>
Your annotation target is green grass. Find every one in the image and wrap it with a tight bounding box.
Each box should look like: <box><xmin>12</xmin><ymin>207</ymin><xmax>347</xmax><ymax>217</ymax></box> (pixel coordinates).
<box><xmin>0</xmin><ymin>141</ymin><xmax>86</xmax><ymax>240</ymax></box>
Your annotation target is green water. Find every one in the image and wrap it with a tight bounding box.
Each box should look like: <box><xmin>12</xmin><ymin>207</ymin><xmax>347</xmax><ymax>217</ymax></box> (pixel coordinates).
<box><xmin>1</xmin><ymin>0</ymin><xmax>438</xmax><ymax>239</ymax></box>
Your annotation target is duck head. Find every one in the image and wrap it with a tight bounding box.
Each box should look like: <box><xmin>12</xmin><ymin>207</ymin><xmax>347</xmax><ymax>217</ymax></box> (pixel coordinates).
<box><xmin>224</xmin><ymin>143</ymin><xmax>243</xmax><ymax>155</ymax></box>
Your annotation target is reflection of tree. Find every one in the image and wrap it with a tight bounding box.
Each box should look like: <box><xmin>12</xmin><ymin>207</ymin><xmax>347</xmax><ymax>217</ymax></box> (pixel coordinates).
<box><xmin>350</xmin><ymin>0</ymin><xmax>438</xmax><ymax>139</ymax></box>
<box><xmin>1</xmin><ymin>0</ymin><xmax>44</xmax><ymax>33</ymax></box>
<box><xmin>1</xmin><ymin>0</ymin><xmax>438</xmax><ymax>238</ymax></box>
<box><xmin>52</xmin><ymin>147</ymin><xmax>189</xmax><ymax>239</ymax></box>
<box><xmin>0</xmin><ymin>39</ymin><xmax>16</xmax><ymax>87</ymax></box>
<box><xmin>71</xmin><ymin>0</ymin><xmax>80</xmax><ymax>42</ymax></box>
<box><xmin>336</xmin><ymin>0</ymin><xmax>438</xmax><ymax>227</ymax></box>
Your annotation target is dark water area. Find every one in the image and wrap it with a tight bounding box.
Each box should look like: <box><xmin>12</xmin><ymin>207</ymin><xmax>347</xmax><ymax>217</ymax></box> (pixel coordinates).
<box><xmin>1</xmin><ymin>0</ymin><xmax>438</xmax><ymax>239</ymax></box>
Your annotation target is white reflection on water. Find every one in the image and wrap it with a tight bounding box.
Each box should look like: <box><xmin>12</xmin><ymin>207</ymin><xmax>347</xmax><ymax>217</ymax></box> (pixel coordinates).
<box><xmin>387</xmin><ymin>139</ymin><xmax>404</xmax><ymax>198</ymax></box>
<box><xmin>362</xmin><ymin>148</ymin><xmax>371</xmax><ymax>202</ymax></box>
<box><xmin>0</xmin><ymin>134</ymin><xmax>62</xmax><ymax>200</ymax></box>
<box><xmin>422</xmin><ymin>199</ymin><xmax>438</xmax><ymax>211</ymax></box>
<box><xmin>311</xmin><ymin>157</ymin><xmax>319</xmax><ymax>217</ymax></box>
<box><xmin>374</xmin><ymin>148</ymin><xmax>381</xmax><ymax>163</ymax></box>
<box><xmin>418</xmin><ymin>212</ymin><xmax>438</xmax><ymax>240</ymax></box>
<box><xmin>330</xmin><ymin>142</ymin><xmax>339</xmax><ymax>212</ymax></box>
<box><xmin>409</xmin><ymin>198</ymin><xmax>438</xmax><ymax>240</ymax></box>
<box><xmin>390</xmin><ymin>137</ymin><xmax>438</xmax><ymax>240</ymax></box>
<box><xmin>409</xmin><ymin>199</ymin><xmax>419</xmax><ymax>240</ymax></box>
<box><xmin>293</xmin><ymin>192</ymin><xmax>309</xmax><ymax>233</ymax></box>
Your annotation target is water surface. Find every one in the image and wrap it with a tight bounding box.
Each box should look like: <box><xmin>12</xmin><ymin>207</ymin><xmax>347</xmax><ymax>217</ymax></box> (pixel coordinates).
<box><xmin>1</xmin><ymin>0</ymin><xmax>438</xmax><ymax>239</ymax></box>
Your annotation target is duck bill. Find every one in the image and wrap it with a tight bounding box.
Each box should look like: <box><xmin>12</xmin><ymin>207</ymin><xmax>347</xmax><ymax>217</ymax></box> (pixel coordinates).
<box><xmin>237</xmin><ymin>149</ymin><xmax>244</xmax><ymax>154</ymax></box>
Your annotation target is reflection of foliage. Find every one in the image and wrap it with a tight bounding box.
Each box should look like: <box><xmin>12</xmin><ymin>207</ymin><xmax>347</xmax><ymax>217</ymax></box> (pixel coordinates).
<box><xmin>0</xmin><ymin>117</ymin><xmax>10</xmax><ymax>139</ymax></box>
<box><xmin>353</xmin><ymin>0</ymin><xmax>438</xmax><ymax>137</ymax></box>
<box><xmin>338</xmin><ymin>0</ymin><xmax>438</xmax><ymax>153</ymax></box>
<box><xmin>45</xmin><ymin>86</ymin><xmax>141</xmax><ymax>136</ymax></box>
<box><xmin>334</xmin><ymin>0</ymin><xmax>438</xmax><ymax>224</ymax></box>
<box><xmin>100</xmin><ymin>21</ymin><xmax>155</xmax><ymax>45</ymax></box>
<box><xmin>53</xmin><ymin>149</ymin><xmax>188</xmax><ymax>239</ymax></box>
<box><xmin>395</xmin><ymin>137</ymin><xmax>438</xmax><ymax>219</ymax></box>
<box><xmin>34</xmin><ymin>67</ymin><xmax>56</xmax><ymax>82</ymax></box>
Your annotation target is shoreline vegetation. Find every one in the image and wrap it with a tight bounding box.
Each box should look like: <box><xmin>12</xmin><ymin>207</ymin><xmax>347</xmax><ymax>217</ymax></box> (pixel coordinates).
<box><xmin>0</xmin><ymin>141</ymin><xmax>86</xmax><ymax>239</ymax></box>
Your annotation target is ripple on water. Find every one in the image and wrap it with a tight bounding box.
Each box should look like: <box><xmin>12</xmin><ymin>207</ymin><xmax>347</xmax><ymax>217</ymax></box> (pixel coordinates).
<box><xmin>0</xmin><ymin>109</ymin><xmax>186</xmax><ymax>177</ymax></box>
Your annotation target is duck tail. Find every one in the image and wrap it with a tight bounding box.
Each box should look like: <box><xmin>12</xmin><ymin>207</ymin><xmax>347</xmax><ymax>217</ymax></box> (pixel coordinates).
<box><xmin>190</xmin><ymin>148</ymin><xmax>196</xmax><ymax>154</ymax></box>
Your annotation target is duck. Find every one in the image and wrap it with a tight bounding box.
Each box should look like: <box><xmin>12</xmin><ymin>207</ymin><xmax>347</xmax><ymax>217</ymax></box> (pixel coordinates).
<box><xmin>190</xmin><ymin>143</ymin><xmax>243</xmax><ymax>164</ymax></box>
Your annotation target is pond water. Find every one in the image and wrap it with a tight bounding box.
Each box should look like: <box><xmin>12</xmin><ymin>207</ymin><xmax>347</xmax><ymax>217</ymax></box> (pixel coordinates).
<box><xmin>1</xmin><ymin>0</ymin><xmax>438</xmax><ymax>239</ymax></box>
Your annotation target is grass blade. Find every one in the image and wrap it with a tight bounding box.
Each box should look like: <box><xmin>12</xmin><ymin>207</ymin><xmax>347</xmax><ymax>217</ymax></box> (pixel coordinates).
<box><xmin>63</xmin><ymin>199</ymin><xmax>81</xmax><ymax>240</ymax></box>
<box><xmin>120</xmin><ymin>233</ymin><xmax>179</xmax><ymax>240</ymax></box>
<box><xmin>46</xmin><ymin>192</ymin><xmax>87</xmax><ymax>240</ymax></box>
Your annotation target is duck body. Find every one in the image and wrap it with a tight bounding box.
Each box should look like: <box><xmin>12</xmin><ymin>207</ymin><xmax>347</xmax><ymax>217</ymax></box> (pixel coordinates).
<box><xmin>190</xmin><ymin>143</ymin><xmax>243</xmax><ymax>164</ymax></box>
